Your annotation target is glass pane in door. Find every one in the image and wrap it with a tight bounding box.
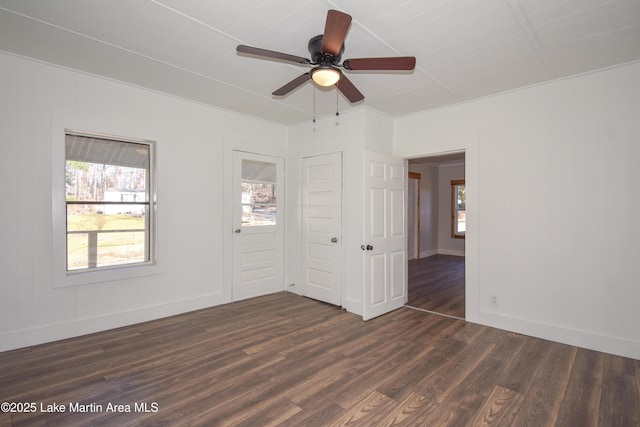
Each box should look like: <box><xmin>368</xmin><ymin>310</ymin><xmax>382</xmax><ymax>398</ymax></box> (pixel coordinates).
<box><xmin>241</xmin><ymin>160</ymin><xmax>277</xmax><ymax>226</ymax></box>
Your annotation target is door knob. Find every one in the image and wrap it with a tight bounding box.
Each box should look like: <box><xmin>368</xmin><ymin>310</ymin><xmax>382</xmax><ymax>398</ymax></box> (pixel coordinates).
<box><xmin>366</xmin><ymin>245</ymin><xmax>373</xmax><ymax>251</ymax></box>
<box><xmin>235</xmin><ymin>229</ymin><xmax>242</xmax><ymax>233</ymax></box>
<box><xmin>331</xmin><ymin>237</ymin><xmax>338</xmax><ymax>243</ymax></box>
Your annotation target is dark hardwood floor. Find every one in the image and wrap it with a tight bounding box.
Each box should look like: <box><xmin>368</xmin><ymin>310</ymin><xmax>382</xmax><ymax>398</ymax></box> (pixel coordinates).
<box><xmin>408</xmin><ymin>254</ymin><xmax>465</xmax><ymax>318</ymax></box>
<box><xmin>1</xmin><ymin>292</ymin><xmax>638</xmax><ymax>426</ymax></box>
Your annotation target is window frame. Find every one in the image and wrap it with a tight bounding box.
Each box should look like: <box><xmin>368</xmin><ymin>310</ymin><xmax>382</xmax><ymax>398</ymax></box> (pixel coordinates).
<box><xmin>451</xmin><ymin>179</ymin><xmax>466</xmax><ymax>239</ymax></box>
<box><xmin>65</xmin><ymin>130</ymin><xmax>156</xmax><ymax>272</ymax></box>
<box><xmin>53</xmin><ymin>125</ymin><xmax>162</xmax><ymax>288</ymax></box>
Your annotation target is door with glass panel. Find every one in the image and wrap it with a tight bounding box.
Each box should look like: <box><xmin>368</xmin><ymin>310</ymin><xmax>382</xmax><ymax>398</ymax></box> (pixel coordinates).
<box><xmin>232</xmin><ymin>151</ymin><xmax>284</xmax><ymax>301</ymax></box>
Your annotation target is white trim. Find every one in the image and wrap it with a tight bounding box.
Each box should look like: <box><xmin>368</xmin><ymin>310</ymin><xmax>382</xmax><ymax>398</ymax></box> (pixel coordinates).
<box><xmin>396</xmin><ymin>59</ymin><xmax>640</xmax><ymax>122</ymax></box>
<box><xmin>476</xmin><ymin>311</ymin><xmax>640</xmax><ymax>360</ymax></box>
<box><xmin>438</xmin><ymin>249</ymin><xmax>465</xmax><ymax>257</ymax></box>
<box><xmin>0</xmin><ymin>292</ymin><xmax>228</xmax><ymax>353</ymax></box>
<box><xmin>0</xmin><ymin>49</ymin><xmax>286</xmax><ymax>127</ymax></box>
<box><xmin>291</xmin><ymin>147</ymin><xmax>348</xmax><ymax>308</ymax></box>
<box><xmin>298</xmin><ymin>152</ymin><xmax>343</xmax><ymax>307</ymax></box>
<box><xmin>404</xmin><ymin>305</ymin><xmax>464</xmax><ymax>321</ymax></box>
<box><xmin>398</xmin><ymin>142</ymin><xmax>478</xmax><ymax>325</ymax></box>
<box><xmin>52</xmin><ymin>114</ymin><xmax>167</xmax><ymax>288</ymax></box>
<box><xmin>419</xmin><ymin>249</ymin><xmax>439</xmax><ymax>258</ymax></box>
<box><xmin>223</xmin><ymin>138</ymin><xmax>287</xmax><ymax>302</ymax></box>
<box><xmin>344</xmin><ymin>298</ymin><xmax>363</xmax><ymax>316</ymax></box>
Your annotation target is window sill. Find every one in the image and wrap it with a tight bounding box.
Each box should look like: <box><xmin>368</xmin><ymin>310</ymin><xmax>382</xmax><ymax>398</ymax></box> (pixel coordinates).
<box><xmin>54</xmin><ymin>262</ymin><xmax>165</xmax><ymax>288</ymax></box>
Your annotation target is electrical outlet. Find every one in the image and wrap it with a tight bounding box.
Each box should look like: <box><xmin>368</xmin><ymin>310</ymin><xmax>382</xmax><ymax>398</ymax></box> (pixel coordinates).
<box><xmin>490</xmin><ymin>295</ymin><xmax>498</xmax><ymax>307</ymax></box>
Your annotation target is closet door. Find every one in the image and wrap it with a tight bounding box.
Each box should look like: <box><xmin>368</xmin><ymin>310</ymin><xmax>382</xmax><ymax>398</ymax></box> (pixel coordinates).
<box><xmin>301</xmin><ymin>152</ymin><xmax>342</xmax><ymax>306</ymax></box>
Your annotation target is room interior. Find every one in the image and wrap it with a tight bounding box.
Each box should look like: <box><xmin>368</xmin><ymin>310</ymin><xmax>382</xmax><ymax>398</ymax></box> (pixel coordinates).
<box><xmin>407</xmin><ymin>153</ymin><xmax>466</xmax><ymax>318</ymax></box>
<box><xmin>1</xmin><ymin>0</ymin><xmax>640</xmax><ymax>424</ymax></box>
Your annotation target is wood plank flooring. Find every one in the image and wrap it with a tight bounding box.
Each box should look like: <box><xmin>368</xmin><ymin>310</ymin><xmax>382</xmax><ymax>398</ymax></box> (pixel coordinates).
<box><xmin>1</xmin><ymin>292</ymin><xmax>639</xmax><ymax>426</ymax></box>
<box><xmin>408</xmin><ymin>254</ymin><xmax>465</xmax><ymax>318</ymax></box>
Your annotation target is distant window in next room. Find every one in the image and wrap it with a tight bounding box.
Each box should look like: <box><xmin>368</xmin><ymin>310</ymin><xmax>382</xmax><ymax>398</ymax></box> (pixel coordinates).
<box><xmin>451</xmin><ymin>179</ymin><xmax>465</xmax><ymax>239</ymax></box>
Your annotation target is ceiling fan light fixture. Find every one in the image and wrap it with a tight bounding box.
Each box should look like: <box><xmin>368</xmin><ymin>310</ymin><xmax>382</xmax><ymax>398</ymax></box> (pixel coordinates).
<box><xmin>311</xmin><ymin>66</ymin><xmax>341</xmax><ymax>87</ymax></box>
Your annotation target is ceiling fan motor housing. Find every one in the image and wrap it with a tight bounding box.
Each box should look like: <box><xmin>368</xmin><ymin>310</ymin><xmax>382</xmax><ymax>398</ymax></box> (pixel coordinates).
<box><xmin>308</xmin><ymin>34</ymin><xmax>344</xmax><ymax>64</ymax></box>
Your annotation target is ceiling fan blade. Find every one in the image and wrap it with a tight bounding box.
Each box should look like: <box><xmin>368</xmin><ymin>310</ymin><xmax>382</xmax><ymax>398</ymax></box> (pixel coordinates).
<box><xmin>336</xmin><ymin>74</ymin><xmax>364</xmax><ymax>103</ymax></box>
<box><xmin>273</xmin><ymin>73</ymin><xmax>311</xmax><ymax>96</ymax></box>
<box><xmin>321</xmin><ymin>10</ymin><xmax>352</xmax><ymax>56</ymax></box>
<box><xmin>343</xmin><ymin>57</ymin><xmax>416</xmax><ymax>71</ymax></box>
<box><xmin>237</xmin><ymin>45</ymin><xmax>310</xmax><ymax>65</ymax></box>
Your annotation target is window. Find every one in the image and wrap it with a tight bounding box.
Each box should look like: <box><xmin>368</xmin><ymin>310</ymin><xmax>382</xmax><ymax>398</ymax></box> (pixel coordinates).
<box><xmin>451</xmin><ymin>179</ymin><xmax>465</xmax><ymax>239</ymax></box>
<box><xmin>65</xmin><ymin>131</ymin><xmax>155</xmax><ymax>272</ymax></box>
<box><xmin>241</xmin><ymin>159</ymin><xmax>277</xmax><ymax>226</ymax></box>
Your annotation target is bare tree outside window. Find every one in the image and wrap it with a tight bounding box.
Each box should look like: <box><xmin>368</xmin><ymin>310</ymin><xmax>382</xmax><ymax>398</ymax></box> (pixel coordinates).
<box><xmin>65</xmin><ymin>132</ymin><xmax>155</xmax><ymax>271</ymax></box>
<box><xmin>241</xmin><ymin>160</ymin><xmax>277</xmax><ymax>226</ymax></box>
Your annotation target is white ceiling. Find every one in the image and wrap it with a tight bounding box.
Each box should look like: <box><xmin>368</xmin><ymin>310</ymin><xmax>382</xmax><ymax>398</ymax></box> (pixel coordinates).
<box><xmin>1</xmin><ymin>0</ymin><xmax>639</xmax><ymax>125</ymax></box>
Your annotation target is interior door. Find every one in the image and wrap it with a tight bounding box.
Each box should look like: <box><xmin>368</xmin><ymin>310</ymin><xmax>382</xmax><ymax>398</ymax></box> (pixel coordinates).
<box><xmin>232</xmin><ymin>151</ymin><xmax>284</xmax><ymax>301</ymax></box>
<box><xmin>301</xmin><ymin>152</ymin><xmax>342</xmax><ymax>306</ymax></box>
<box><xmin>363</xmin><ymin>151</ymin><xmax>407</xmax><ymax>321</ymax></box>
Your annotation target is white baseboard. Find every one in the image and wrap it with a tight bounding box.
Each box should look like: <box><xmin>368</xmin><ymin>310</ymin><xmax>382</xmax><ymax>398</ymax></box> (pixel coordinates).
<box><xmin>418</xmin><ymin>249</ymin><xmax>438</xmax><ymax>258</ymax></box>
<box><xmin>6</xmin><ymin>292</ymin><xmax>636</xmax><ymax>360</ymax></box>
<box><xmin>438</xmin><ymin>249</ymin><xmax>465</xmax><ymax>257</ymax></box>
<box><xmin>0</xmin><ymin>293</ymin><xmax>230</xmax><ymax>353</ymax></box>
<box><xmin>344</xmin><ymin>298</ymin><xmax>363</xmax><ymax>316</ymax></box>
<box><xmin>475</xmin><ymin>310</ymin><xmax>640</xmax><ymax>360</ymax></box>
<box><xmin>417</xmin><ymin>249</ymin><xmax>465</xmax><ymax>258</ymax></box>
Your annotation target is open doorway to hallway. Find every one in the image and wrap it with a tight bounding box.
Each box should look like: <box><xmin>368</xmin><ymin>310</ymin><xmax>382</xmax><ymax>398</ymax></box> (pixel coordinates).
<box><xmin>406</xmin><ymin>152</ymin><xmax>465</xmax><ymax>319</ymax></box>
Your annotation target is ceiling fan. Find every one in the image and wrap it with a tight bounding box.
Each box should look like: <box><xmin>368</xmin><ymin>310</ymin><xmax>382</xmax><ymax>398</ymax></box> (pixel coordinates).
<box><xmin>236</xmin><ymin>9</ymin><xmax>416</xmax><ymax>103</ymax></box>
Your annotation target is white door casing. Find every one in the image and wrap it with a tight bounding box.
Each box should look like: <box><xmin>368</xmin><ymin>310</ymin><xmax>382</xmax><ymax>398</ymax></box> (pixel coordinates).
<box><xmin>301</xmin><ymin>152</ymin><xmax>342</xmax><ymax>306</ymax></box>
<box><xmin>232</xmin><ymin>151</ymin><xmax>284</xmax><ymax>301</ymax></box>
<box><xmin>363</xmin><ymin>151</ymin><xmax>407</xmax><ymax>321</ymax></box>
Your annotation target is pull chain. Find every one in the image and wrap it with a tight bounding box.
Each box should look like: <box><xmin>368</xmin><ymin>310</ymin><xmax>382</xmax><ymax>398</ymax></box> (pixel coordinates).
<box><xmin>335</xmin><ymin>90</ymin><xmax>340</xmax><ymax>126</ymax></box>
<box><xmin>312</xmin><ymin>87</ymin><xmax>316</xmax><ymax>131</ymax></box>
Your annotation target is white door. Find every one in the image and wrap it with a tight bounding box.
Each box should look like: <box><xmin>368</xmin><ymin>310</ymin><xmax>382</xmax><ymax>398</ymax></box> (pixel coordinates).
<box><xmin>362</xmin><ymin>151</ymin><xmax>407</xmax><ymax>321</ymax></box>
<box><xmin>232</xmin><ymin>151</ymin><xmax>284</xmax><ymax>301</ymax></box>
<box><xmin>301</xmin><ymin>152</ymin><xmax>342</xmax><ymax>306</ymax></box>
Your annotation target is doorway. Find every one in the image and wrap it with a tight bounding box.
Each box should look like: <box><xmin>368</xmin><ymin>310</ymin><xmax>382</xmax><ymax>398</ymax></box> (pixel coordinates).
<box><xmin>406</xmin><ymin>152</ymin><xmax>466</xmax><ymax>319</ymax></box>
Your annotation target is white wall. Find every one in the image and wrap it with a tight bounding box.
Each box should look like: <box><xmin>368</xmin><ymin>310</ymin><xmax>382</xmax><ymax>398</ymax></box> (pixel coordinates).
<box><xmin>0</xmin><ymin>52</ymin><xmax>287</xmax><ymax>352</ymax></box>
<box><xmin>286</xmin><ymin>108</ymin><xmax>394</xmax><ymax>315</ymax></box>
<box><xmin>394</xmin><ymin>61</ymin><xmax>640</xmax><ymax>359</ymax></box>
<box><xmin>437</xmin><ymin>163</ymin><xmax>465</xmax><ymax>256</ymax></box>
<box><xmin>408</xmin><ymin>161</ymin><xmax>465</xmax><ymax>258</ymax></box>
<box><xmin>3</xmin><ymin>48</ymin><xmax>639</xmax><ymax>360</ymax></box>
